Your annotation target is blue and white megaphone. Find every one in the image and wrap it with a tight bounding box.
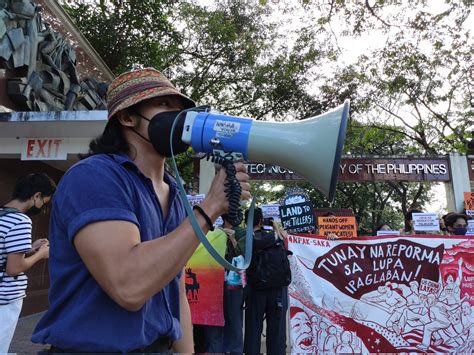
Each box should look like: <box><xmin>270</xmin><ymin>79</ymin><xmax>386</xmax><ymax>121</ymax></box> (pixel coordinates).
<box><xmin>170</xmin><ymin>100</ymin><xmax>350</xmax><ymax>271</ymax></box>
<box><xmin>182</xmin><ymin>100</ymin><xmax>349</xmax><ymax>201</ymax></box>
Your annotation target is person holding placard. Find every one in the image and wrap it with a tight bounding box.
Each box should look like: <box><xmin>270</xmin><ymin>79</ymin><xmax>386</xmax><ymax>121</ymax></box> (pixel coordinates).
<box><xmin>402</xmin><ymin>209</ymin><xmax>428</xmax><ymax>235</ymax></box>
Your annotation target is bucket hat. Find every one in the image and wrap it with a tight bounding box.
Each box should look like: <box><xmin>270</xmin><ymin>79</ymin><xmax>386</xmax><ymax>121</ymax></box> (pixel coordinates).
<box><xmin>106</xmin><ymin>68</ymin><xmax>195</xmax><ymax>119</ymax></box>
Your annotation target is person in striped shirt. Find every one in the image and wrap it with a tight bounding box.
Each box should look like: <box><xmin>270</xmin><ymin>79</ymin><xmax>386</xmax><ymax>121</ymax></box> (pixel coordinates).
<box><xmin>0</xmin><ymin>173</ymin><xmax>56</xmax><ymax>353</ymax></box>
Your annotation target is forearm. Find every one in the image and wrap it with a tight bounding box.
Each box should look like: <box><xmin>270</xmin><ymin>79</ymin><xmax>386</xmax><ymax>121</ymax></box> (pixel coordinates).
<box><xmin>6</xmin><ymin>252</ymin><xmax>43</xmax><ymax>276</ymax></box>
<box><xmin>113</xmin><ymin>207</ymin><xmax>217</xmax><ymax>310</ymax></box>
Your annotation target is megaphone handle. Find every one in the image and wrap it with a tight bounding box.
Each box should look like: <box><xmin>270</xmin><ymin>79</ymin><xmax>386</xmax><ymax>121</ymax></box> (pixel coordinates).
<box><xmin>171</xmin><ymin>153</ymin><xmax>255</xmax><ymax>272</ymax></box>
<box><xmin>204</xmin><ymin>153</ymin><xmax>243</xmax><ymax>227</ymax></box>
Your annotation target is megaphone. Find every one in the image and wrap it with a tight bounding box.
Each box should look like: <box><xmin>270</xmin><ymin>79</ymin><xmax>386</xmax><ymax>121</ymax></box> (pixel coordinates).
<box><xmin>181</xmin><ymin>100</ymin><xmax>350</xmax><ymax>201</ymax></box>
<box><xmin>169</xmin><ymin>101</ymin><xmax>349</xmax><ymax>272</ymax></box>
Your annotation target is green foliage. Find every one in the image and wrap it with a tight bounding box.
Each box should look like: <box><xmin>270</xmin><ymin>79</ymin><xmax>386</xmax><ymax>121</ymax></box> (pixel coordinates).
<box><xmin>63</xmin><ymin>0</ymin><xmax>470</xmax><ymax>232</ymax></box>
<box><xmin>64</xmin><ymin>1</ymin><xmax>182</xmax><ymax>75</ymax></box>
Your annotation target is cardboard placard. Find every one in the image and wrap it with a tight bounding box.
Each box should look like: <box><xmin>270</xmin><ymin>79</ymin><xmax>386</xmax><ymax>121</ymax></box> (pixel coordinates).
<box><xmin>187</xmin><ymin>194</ymin><xmax>205</xmax><ymax>206</ymax></box>
<box><xmin>261</xmin><ymin>204</ymin><xmax>281</xmax><ymax>222</ymax></box>
<box><xmin>187</xmin><ymin>194</ymin><xmax>222</xmax><ymax>226</ymax></box>
<box><xmin>317</xmin><ymin>216</ymin><xmax>358</xmax><ymax>239</ymax></box>
<box><xmin>467</xmin><ymin>220</ymin><xmax>474</xmax><ymax>236</ymax></box>
<box><xmin>279</xmin><ymin>201</ymin><xmax>315</xmax><ymax>233</ymax></box>
<box><xmin>465</xmin><ymin>192</ymin><xmax>474</xmax><ymax>211</ymax></box>
<box><xmin>412</xmin><ymin>212</ymin><xmax>440</xmax><ymax>232</ymax></box>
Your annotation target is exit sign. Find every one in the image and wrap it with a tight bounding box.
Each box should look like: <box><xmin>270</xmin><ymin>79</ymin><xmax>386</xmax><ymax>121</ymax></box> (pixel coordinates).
<box><xmin>21</xmin><ymin>138</ymin><xmax>68</xmax><ymax>160</ymax></box>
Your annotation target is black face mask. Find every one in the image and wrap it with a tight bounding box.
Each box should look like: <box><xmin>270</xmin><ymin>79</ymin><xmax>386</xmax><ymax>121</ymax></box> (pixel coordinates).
<box><xmin>26</xmin><ymin>205</ymin><xmax>42</xmax><ymax>216</ymax></box>
<box><xmin>453</xmin><ymin>227</ymin><xmax>467</xmax><ymax>236</ymax></box>
<box><xmin>27</xmin><ymin>197</ymin><xmax>44</xmax><ymax>216</ymax></box>
<box><xmin>132</xmin><ymin>110</ymin><xmax>189</xmax><ymax>157</ymax></box>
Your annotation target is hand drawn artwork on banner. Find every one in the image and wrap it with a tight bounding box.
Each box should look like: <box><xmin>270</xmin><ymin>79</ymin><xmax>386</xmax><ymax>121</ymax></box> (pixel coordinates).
<box><xmin>287</xmin><ymin>234</ymin><xmax>474</xmax><ymax>353</ymax></box>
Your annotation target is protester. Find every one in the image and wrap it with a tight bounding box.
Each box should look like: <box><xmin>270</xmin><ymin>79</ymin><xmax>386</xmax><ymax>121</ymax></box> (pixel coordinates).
<box><xmin>317</xmin><ymin>211</ymin><xmax>340</xmax><ymax>240</ymax></box>
<box><xmin>0</xmin><ymin>173</ymin><xmax>55</xmax><ymax>353</ymax></box>
<box><xmin>32</xmin><ymin>68</ymin><xmax>250</xmax><ymax>353</ymax></box>
<box><xmin>244</xmin><ymin>207</ymin><xmax>291</xmax><ymax>355</ymax></box>
<box><xmin>377</xmin><ymin>223</ymin><xmax>392</xmax><ymax>232</ymax></box>
<box><xmin>402</xmin><ymin>209</ymin><xmax>424</xmax><ymax>235</ymax></box>
<box><xmin>222</xmin><ymin>214</ymin><xmax>246</xmax><ymax>354</ymax></box>
<box><xmin>444</xmin><ymin>212</ymin><xmax>469</xmax><ymax>236</ymax></box>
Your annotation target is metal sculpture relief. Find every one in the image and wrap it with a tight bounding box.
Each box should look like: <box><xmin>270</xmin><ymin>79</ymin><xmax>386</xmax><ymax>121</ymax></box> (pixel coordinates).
<box><xmin>0</xmin><ymin>0</ymin><xmax>107</xmax><ymax>111</ymax></box>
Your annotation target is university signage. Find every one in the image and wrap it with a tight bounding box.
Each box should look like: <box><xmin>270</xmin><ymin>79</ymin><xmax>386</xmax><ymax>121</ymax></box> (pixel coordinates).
<box><xmin>247</xmin><ymin>157</ymin><xmax>451</xmax><ymax>182</ymax></box>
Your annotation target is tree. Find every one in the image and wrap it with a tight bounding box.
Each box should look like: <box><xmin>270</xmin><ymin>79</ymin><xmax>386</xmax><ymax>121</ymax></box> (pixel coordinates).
<box><xmin>63</xmin><ymin>1</ymin><xmax>182</xmax><ymax>75</ymax></box>
<box><xmin>313</xmin><ymin>1</ymin><xmax>473</xmax><ymax>154</ymax></box>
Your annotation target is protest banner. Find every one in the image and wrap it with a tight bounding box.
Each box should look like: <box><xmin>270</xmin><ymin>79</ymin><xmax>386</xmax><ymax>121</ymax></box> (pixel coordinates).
<box><xmin>185</xmin><ymin>229</ymin><xmax>227</xmax><ymax>326</ymax></box>
<box><xmin>412</xmin><ymin>212</ymin><xmax>440</xmax><ymax>232</ymax></box>
<box><xmin>287</xmin><ymin>234</ymin><xmax>474</xmax><ymax>353</ymax></box>
<box><xmin>318</xmin><ymin>216</ymin><xmax>358</xmax><ymax>239</ymax></box>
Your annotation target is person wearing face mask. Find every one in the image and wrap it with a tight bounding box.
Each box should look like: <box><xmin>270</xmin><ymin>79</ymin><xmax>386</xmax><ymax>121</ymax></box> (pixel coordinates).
<box><xmin>0</xmin><ymin>173</ymin><xmax>55</xmax><ymax>353</ymax></box>
<box><xmin>32</xmin><ymin>68</ymin><xmax>251</xmax><ymax>353</ymax></box>
<box><xmin>444</xmin><ymin>212</ymin><xmax>469</xmax><ymax>236</ymax></box>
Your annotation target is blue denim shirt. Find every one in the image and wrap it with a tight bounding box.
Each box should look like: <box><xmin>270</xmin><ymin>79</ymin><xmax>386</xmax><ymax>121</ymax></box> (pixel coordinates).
<box><xmin>32</xmin><ymin>153</ymin><xmax>186</xmax><ymax>352</ymax></box>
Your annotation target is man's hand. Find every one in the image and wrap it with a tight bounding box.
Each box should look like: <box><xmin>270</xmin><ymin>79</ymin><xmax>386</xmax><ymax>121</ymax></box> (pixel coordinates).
<box><xmin>325</xmin><ymin>233</ymin><xmax>339</xmax><ymax>240</ymax></box>
<box><xmin>35</xmin><ymin>243</ymin><xmax>49</xmax><ymax>259</ymax></box>
<box><xmin>32</xmin><ymin>238</ymin><xmax>49</xmax><ymax>251</ymax></box>
<box><xmin>201</xmin><ymin>162</ymin><xmax>250</xmax><ymax>220</ymax></box>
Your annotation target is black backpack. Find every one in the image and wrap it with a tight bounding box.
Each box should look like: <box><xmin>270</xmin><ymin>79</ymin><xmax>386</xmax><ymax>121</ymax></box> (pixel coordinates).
<box><xmin>247</xmin><ymin>230</ymin><xmax>292</xmax><ymax>289</ymax></box>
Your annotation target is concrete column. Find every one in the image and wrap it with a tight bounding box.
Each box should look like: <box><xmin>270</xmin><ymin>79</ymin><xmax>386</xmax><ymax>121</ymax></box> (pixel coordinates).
<box><xmin>199</xmin><ymin>158</ymin><xmax>215</xmax><ymax>194</ymax></box>
<box><xmin>445</xmin><ymin>153</ymin><xmax>470</xmax><ymax>212</ymax></box>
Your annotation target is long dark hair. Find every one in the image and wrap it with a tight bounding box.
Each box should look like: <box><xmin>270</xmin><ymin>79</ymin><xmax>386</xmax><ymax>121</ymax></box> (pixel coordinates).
<box><xmin>80</xmin><ymin>117</ymin><xmax>130</xmax><ymax>159</ymax></box>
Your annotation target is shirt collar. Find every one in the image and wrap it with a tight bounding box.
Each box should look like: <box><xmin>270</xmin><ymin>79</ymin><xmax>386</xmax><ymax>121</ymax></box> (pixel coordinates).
<box><xmin>109</xmin><ymin>153</ymin><xmax>179</xmax><ymax>189</ymax></box>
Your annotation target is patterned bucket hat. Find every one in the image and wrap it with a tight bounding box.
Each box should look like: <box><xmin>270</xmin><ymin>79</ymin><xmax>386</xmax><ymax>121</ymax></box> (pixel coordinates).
<box><xmin>106</xmin><ymin>68</ymin><xmax>196</xmax><ymax>119</ymax></box>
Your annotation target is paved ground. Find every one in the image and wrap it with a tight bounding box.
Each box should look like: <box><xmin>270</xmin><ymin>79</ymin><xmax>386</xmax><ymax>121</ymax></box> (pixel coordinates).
<box><xmin>9</xmin><ymin>312</ymin><xmax>289</xmax><ymax>354</ymax></box>
<box><xmin>9</xmin><ymin>312</ymin><xmax>46</xmax><ymax>354</ymax></box>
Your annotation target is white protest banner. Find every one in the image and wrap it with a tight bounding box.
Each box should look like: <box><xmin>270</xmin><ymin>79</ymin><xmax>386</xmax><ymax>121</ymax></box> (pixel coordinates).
<box><xmin>376</xmin><ymin>230</ymin><xmax>401</xmax><ymax>236</ymax></box>
<box><xmin>261</xmin><ymin>204</ymin><xmax>281</xmax><ymax>222</ymax></box>
<box><xmin>287</xmin><ymin>234</ymin><xmax>473</xmax><ymax>353</ymax></box>
<box><xmin>466</xmin><ymin>210</ymin><xmax>474</xmax><ymax>217</ymax></box>
<box><xmin>413</xmin><ymin>212</ymin><xmax>440</xmax><ymax>231</ymax></box>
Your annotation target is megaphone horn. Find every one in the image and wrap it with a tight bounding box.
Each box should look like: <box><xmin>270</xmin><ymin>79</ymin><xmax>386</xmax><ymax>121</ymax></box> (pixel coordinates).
<box><xmin>182</xmin><ymin>100</ymin><xmax>350</xmax><ymax>202</ymax></box>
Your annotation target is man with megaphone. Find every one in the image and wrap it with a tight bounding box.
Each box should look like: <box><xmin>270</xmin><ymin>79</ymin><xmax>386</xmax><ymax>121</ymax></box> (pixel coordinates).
<box><xmin>31</xmin><ymin>68</ymin><xmax>251</xmax><ymax>353</ymax></box>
